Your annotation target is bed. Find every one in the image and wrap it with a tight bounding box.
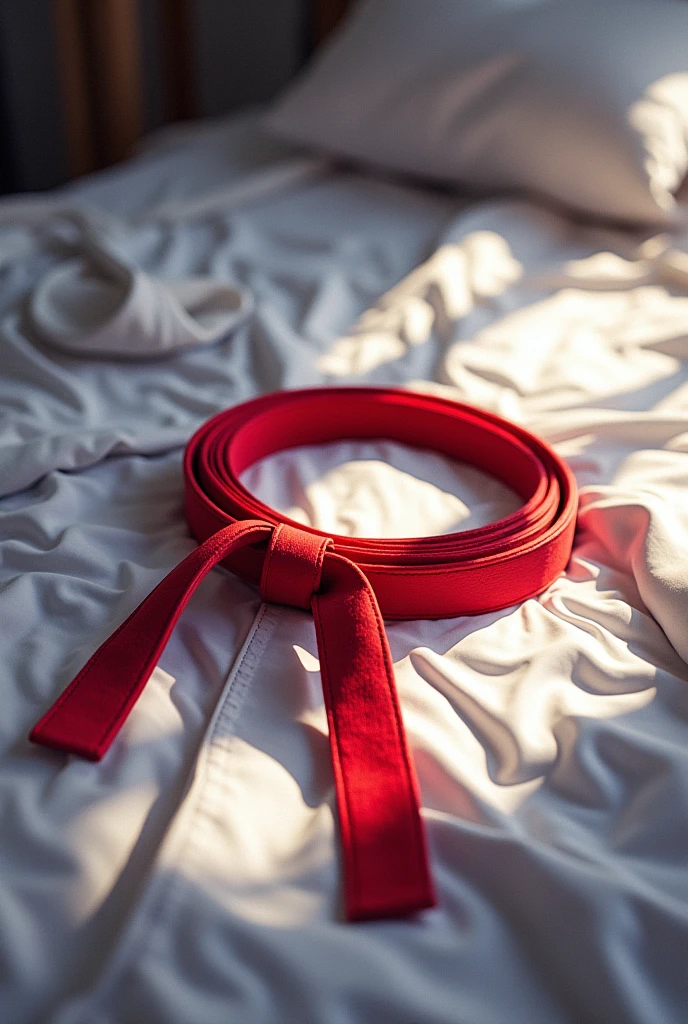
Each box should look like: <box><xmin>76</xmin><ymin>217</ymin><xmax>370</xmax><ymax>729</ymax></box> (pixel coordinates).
<box><xmin>2</xmin><ymin>1</ymin><xmax>688</xmax><ymax>1021</ymax></box>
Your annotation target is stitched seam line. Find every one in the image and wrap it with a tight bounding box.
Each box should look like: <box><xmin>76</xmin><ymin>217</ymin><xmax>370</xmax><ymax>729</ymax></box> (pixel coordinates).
<box><xmin>37</xmin><ymin>523</ymin><xmax>261</xmax><ymax>748</ymax></box>
<box><xmin>71</xmin><ymin>602</ymin><xmax>276</xmax><ymax>1011</ymax></box>
<box><xmin>145</xmin><ymin>602</ymin><xmax>278</xmax><ymax>940</ymax></box>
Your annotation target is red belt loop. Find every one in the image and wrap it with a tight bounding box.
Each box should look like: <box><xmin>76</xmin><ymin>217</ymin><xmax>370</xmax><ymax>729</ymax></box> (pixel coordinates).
<box><xmin>29</xmin><ymin>387</ymin><xmax>578</xmax><ymax>922</ymax></box>
<box><xmin>259</xmin><ymin>523</ymin><xmax>331</xmax><ymax>610</ymax></box>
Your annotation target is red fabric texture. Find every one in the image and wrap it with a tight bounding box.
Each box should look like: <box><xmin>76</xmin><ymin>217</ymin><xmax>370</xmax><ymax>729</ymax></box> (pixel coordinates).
<box><xmin>260</xmin><ymin>522</ymin><xmax>331</xmax><ymax>610</ymax></box>
<box><xmin>29</xmin><ymin>387</ymin><xmax>578</xmax><ymax>922</ymax></box>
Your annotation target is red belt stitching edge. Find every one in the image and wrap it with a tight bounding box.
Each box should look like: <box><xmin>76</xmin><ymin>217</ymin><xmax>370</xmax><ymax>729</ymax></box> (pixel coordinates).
<box><xmin>29</xmin><ymin>387</ymin><xmax>578</xmax><ymax>922</ymax></box>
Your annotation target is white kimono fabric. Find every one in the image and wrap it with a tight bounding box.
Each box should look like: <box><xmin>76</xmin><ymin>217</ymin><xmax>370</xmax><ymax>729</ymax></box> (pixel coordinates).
<box><xmin>0</xmin><ymin>115</ymin><xmax>687</xmax><ymax>1024</ymax></box>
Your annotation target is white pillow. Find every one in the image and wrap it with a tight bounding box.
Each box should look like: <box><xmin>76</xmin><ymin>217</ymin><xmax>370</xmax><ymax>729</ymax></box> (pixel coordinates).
<box><xmin>267</xmin><ymin>0</ymin><xmax>688</xmax><ymax>225</ymax></box>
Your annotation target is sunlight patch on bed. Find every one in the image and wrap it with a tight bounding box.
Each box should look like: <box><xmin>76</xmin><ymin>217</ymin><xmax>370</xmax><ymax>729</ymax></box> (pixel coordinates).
<box><xmin>408</xmin><ymin>584</ymin><xmax>660</xmax><ymax>818</ymax></box>
<box><xmin>66</xmin><ymin>782</ymin><xmax>159</xmax><ymax>925</ymax></box>
<box><xmin>243</xmin><ymin>440</ymin><xmax>521</xmax><ymax>539</ymax></box>
<box><xmin>628</xmin><ymin>74</ymin><xmax>688</xmax><ymax>213</ymax></box>
<box><xmin>293</xmin><ymin>644</ymin><xmax>320</xmax><ymax>672</ymax></box>
<box><xmin>317</xmin><ymin>232</ymin><xmax>522</xmax><ymax>376</ymax></box>
<box><xmin>443</xmin><ymin>286</ymin><xmax>685</xmax><ymax>415</ymax></box>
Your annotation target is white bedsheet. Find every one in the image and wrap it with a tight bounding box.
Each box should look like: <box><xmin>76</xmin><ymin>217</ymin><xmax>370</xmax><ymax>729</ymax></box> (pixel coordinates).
<box><xmin>1</xmin><ymin>112</ymin><xmax>688</xmax><ymax>1024</ymax></box>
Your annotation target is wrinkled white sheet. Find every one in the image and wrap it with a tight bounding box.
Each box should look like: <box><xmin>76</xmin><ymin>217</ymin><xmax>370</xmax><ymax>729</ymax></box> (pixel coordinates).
<box><xmin>1</xmin><ymin>112</ymin><xmax>688</xmax><ymax>1024</ymax></box>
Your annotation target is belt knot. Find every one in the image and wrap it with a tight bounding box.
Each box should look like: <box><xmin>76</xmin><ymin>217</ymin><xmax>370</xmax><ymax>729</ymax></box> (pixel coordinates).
<box><xmin>260</xmin><ymin>522</ymin><xmax>332</xmax><ymax>611</ymax></box>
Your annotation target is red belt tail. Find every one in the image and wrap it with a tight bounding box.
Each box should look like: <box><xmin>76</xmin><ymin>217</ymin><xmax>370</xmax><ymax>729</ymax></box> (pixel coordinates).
<box><xmin>30</xmin><ymin>387</ymin><xmax>577</xmax><ymax>922</ymax></box>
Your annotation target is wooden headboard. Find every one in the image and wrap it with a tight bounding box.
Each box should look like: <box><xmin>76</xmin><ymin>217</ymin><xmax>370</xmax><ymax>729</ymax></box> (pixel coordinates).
<box><xmin>53</xmin><ymin>0</ymin><xmax>353</xmax><ymax>180</ymax></box>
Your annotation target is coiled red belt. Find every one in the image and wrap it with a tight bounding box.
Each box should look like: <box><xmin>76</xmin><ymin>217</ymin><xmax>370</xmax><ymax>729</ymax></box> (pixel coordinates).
<box><xmin>30</xmin><ymin>387</ymin><xmax>577</xmax><ymax>922</ymax></box>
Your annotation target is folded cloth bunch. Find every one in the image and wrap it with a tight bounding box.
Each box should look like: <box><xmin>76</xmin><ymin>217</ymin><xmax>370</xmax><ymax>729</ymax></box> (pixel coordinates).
<box><xmin>28</xmin><ymin>220</ymin><xmax>252</xmax><ymax>359</ymax></box>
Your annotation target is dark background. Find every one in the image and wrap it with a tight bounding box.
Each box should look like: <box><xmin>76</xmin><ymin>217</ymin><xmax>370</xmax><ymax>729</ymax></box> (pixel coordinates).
<box><xmin>0</xmin><ymin>0</ymin><xmax>310</xmax><ymax>194</ymax></box>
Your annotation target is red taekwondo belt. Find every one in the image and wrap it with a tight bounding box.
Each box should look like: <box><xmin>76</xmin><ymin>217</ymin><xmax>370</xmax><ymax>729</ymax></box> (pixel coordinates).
<box><xmin>30</xmin><ymin>387</ymin><xmax>577</xmax><ymax>922</ymax></box>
